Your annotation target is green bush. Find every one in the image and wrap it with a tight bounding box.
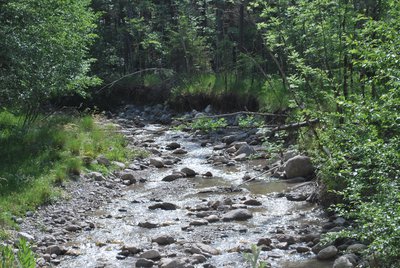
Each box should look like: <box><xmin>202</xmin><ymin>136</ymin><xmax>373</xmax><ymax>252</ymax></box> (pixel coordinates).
<box><xmin>316</xmin><ymin>92</ymin><xmax>400</xmax><ymax>266</ymax></box>
<box><xmin>191</xmin><ymin>117</ymin><xmax>228</xmax><ymax>131</ymax></box>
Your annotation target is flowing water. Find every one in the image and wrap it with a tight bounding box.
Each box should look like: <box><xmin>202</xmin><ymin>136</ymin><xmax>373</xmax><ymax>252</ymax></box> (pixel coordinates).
<box><xmin>59</xmin><ymin>126</ymin><xmax>333</xmax><ymax>268</ymax></box>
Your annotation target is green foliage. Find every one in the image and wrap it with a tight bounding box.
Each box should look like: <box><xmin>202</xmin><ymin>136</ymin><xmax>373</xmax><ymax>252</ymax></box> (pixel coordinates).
<box><xmin>0</xmin><ymin>0</ymin><xmax>100</xmax><ymax>123</ymax></box>
<box><xmin>243</xmin><ymin>245</ymin><xmax>268</xmax><ymax>268</ymax></box>
<box><xmin>238</xmin><ymin>115</ymin><xmax>264</xmax><ymax>128</ymax></box>
<box><xmin>191</xmin><ymin>117</ymin><xmax>228</xmax><ymax>132</ymax></box>
<box><xmin>0</xmin><ymin>239</ymin><xmax>35</xmax><ymax>268</ymax></box>
<box><xmin>0</xmin><ymin>112</ymin><xmax>141</xmax><ymax>228</ymax></box>
<box><xmin>316</xmin><ymin>93</ymin><xmax>400</xmax><ymax>265</ymax></box>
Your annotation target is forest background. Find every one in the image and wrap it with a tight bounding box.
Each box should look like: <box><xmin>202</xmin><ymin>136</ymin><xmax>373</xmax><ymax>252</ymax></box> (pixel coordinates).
<box><xmin>0</xmin><ymin>0</ymin><xmax>399</xmax><ymax>266</ymax></box>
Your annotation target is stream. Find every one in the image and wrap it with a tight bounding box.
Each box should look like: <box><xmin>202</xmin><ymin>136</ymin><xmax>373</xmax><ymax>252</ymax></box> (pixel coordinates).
<box><xmin>55</xmin><ymin>123</ymin><xmax>332</xmax><ymax>268</ymax></box>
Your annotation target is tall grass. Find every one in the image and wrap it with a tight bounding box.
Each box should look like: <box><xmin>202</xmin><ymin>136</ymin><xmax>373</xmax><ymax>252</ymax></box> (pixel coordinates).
<box><xmin>0</xmin><ymin>111</ymin><xmax>144</xmax><ymax>228</ymax></box>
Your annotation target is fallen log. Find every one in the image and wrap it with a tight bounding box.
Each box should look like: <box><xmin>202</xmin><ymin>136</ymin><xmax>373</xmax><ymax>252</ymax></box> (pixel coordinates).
<box><xmin>270</xmin><ymin>118</ymin><xmax>320</xmax><ymax>133</ymax></box>
<box><xmin>174</xmin><ymin>111</ymin><xmax>288</xmax><ymax>122</ymax></box>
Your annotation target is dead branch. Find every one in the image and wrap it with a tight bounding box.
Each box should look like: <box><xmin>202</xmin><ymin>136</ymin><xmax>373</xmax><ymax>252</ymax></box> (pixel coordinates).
<box><xmin>174</xmin><ymin>111</ymin><xmax>287</xmax><ymax>122</ymax></box>
<box><xmin>235</xmin><ymin>165</ymin><xmax>281</xmax><ymax>188</ymax></box>
<box><xmin>270</xmin><ymin>118</ymin><xmax>320</xmax><ymax>133</ymax></box>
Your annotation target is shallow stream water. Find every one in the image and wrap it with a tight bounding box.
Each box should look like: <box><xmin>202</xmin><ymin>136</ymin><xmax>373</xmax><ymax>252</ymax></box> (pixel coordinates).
<box><xmin>59</xmin><ymin>126</ymin><xmax>333</xmax><ymax>268</ymax></box>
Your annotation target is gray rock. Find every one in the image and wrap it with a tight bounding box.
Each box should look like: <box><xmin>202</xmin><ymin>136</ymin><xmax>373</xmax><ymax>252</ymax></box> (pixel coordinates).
<box><xmin>222</xmin><ymin>135</ymin><xmax>237</xmax><ymax>145</ymax></box>
<box><xmin>284</xmin><ymin>155</ymin><xmax>314</xmax><ymax>179</ymax></box>
<box><xmin>283</xmin><ymin>150</ymin><xmax>298</xmax><ymax>161</ymax></box>
<box><xmin>222</xmin><ymin>209</ymin><xmax>253</xmax><ymax>221</ymax></box>
<box><xmin>333</xmin><ymin>256</ymin><xmax>354</xmax><ymax>268</ymax></box>
<box><xmin>122</xmin><ymin>245</ymin><xmax>141</xmax><ymax>254</ymax></box>
<box><xmin>152</xmin><ymin>235</ymin><xmax>176</xmax><ymax>245</ymax></box>
<box><xmin>138</xmin><ymin>221</ymin><xmax>159</xmax><ymax>229</ymax></box>
<box><xmin>194</xmin><ymin>243</ymin><xmax>220</xmax><ymax>255</ymax></box>
<box><xmin>203</xmin><ymin>171</ymin><xmax>213</xmax><ymax>177</ymax></box>
<box><xmin>235</xmin><ymin>144</ymin><xmax>256</xmax><ymax>157</ymax></box>
<box><xmin>25</xmin><ymin>211</ymin><xmax>34</xmax><ymax>217</ymax></box>
<box><xmin>159</xmin><ymin>114</ymin><xmax>172</xmax><ymax>125</ymax></box>
<box><xmin>205</xmin><ymin>215</ymin><xmax>219</xmax><ymax>223</ymax></box>
<box><xmin>243</xmin><ymin>199</ymin><xmax>262</xmax><ymax>206</ymax></box>
<box><xmin>140</xmin><ymin>250</ymin><xmax>161</xmax><ymax>260</ymax></box>
<box><xmin>189</xmin><ymin>219</ymin><xmax>209</xmax><ymax>226</ymax></box>
<box><xmin>148</xmin><ymin>202</ymin><xmax>178</xmax><ymax>210</ymax></box>
<box><xmin>333</xmin><ymin>217</ymin><xmax>347</xmax><ymax>226</ymax></box>
<box><xmin>192</xmin><ymin>254</ymin><xmax>207</xmax><ymax>264</ymax></box>
<box><xmin>121</xmin><ymin>172</ymin><xmax>136</xmax><ymax>183</ymax></box>
<box><xmin>150</xmin><ymin>157</ymin><xmax>164</xmax><ymax>168</ymax></box>
<box><xmin>181</xmin><ymin>167</ymin><xmax>196</xmax><ymax>177</ymax></box>
<box><xmin>97</xmin><ymin>155</ymin><xmax>111</xmax><ymax>166</ymax></box>
<box><xmin>317</xmin><ymin>245</ymin><xmax>338</xmax><ymax>260</ymax></box>
<box><xmin>50</xmin><ymin>259</ymin><xmax>61</xmax><ymax>265</ymax></box>
<box><xmin>286</xmin><ymin>193</ymin><xmax>308</xmax><ymax>201</ymax></box>
<box><xmin>159</xmin><ymin>258</ymin><xmax>186</xmax><ymax>268</ymax></box>
<box><xmin>173</xmin><ymin>148</ymin><xmax>188</xmax><ymax>155</ymax></box>
<box><xmin>225</xmin><ymin>146</ymin><xmax>237</xmax><ymax>154</ymax></box>
<box><xmin>162</xmin><ymin>174</ymin><xmax>183</xmax><ymax>182</ymax></box>
<box><xmin>257</xmin><ymin>238</ymin><xmax>272</xmax><ymax>246</ymax></box>
<box><xmin>45</xmin><ymin>245</ymin><xmax>64</xmax><ymax>255</ymax></box>
<box><xmin>296</xmin><ymin>246</ymin><xmax>310</xmax><ymax>253</ymax></box>
<box><xmin>65</xmin><ymin>225</ymin><xmax>81</xmax><ymax>232</ymax></box>
<box><xmin>346</xmin><ymin>243</ymin><xmax>367</xmax><ymax>254</ymax></box>
<box><xmin>88</xmin><ymin>172</ymin><xmax>105</xmax><ymax>181</ymax></box>
<box><xmin>112</xmin><ymin>161</ymin><xmax>126</xmax><ymax>169</ymax></box>
<box><xmin>204</xmin><ymin>105</ymin><xmax>213</xmax><ymax>114</ymax></box>
<box><xmin>166</xmin><ymin>142</ymin><xmax>181</xmax><ymax>150</ymax></box>
<box><xmin>136</xmin><ymin>258</ymin><xmax>155</xmax><ymax>267</ymax></box>
<box><xmin>43</xmin><ymin>254</ymin><xmax>51</xmax><ymax>261</ymax></box>
<box><xmin>234</xmin><ymin>153</ymin><xmax>247</xmax><ymax>161</ymax></box>
<box><xmin>213</xmin><ymin>144</ymin><xmax>226</xmax><ymax>150</ymax></box>
<box><xmin>17</xmin><ymin>232</ymin><xmax>35</xmax><ymax>243</ymax></box>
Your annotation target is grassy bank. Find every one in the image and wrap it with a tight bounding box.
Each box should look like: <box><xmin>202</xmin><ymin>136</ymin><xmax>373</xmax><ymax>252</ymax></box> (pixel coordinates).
<box><xmin>0</xmin><ymin>111</ymin><xmax>144</xmax><ymax>233</ymax></box>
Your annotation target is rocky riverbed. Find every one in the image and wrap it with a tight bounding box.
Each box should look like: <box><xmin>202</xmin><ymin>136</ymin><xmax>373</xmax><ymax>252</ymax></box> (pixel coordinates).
<box><xmin>12</xmin><ymin>105</ymin><xmax>366</xmax><ymax>268</ymax></box>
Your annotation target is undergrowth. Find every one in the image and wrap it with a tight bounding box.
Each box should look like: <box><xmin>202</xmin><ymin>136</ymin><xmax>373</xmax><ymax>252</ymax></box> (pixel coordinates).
<box><xmin>298</xmin><ymin>91</ymin><xmax>400</xmax><ymax>267</ymax></box>
<box><xmin>0</xmin><ymin>111</ymin><xmax>144</xmax><ymax>228</ymax></box>
<box><xmin>0</xmin><ymin>239</ymin><xmax>35</xmax><ymax>268</ymax></box>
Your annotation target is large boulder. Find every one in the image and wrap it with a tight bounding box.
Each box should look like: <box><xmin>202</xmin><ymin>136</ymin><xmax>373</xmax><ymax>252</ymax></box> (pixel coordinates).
<box><xmin>284</xmin><ymin>155</ymin><xmax>314</xmax><ymax>179</ymax></box>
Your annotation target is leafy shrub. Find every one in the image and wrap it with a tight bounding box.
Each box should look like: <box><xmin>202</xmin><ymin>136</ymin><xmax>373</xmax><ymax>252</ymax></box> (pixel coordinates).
<box><xmin>191</xmin><ymin>117</ymin><xmax>228</xmax><ymax>131</ymax></box>
<box><xmin>238</xmin><ymin>115</ymin><xmax>264</xmax><ymax>128</ymax></box>
<box><xmin>316</xmin><ymin>92</ymin><xmax>400</xmax><ymax>266</ymax></box>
